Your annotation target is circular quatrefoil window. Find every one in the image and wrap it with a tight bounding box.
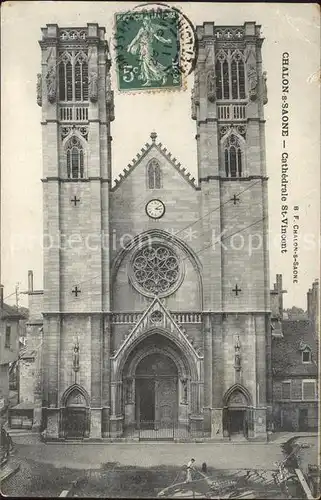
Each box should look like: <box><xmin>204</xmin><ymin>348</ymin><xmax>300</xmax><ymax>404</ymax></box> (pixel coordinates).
<box><xmin>130</xmin><ymin>244</ymin><xmax>183</xmax><ymax>297</ymax></box>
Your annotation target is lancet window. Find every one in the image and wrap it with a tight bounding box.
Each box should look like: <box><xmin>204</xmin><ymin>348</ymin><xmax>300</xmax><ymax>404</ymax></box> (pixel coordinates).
<box><xmin>66</xmin><ymin>136</ymin><xmax>85</xmax><ymax>179</ymax></box>
<box><xmin>216</xmin><ymin>50</ymin><xmax>246</xmax><ymax>100</ymax></box>
<box><xmin>58</xmin><ymin>51</ymin><xmax>88</xmax><ymax>102</ymax></box>
<box><xmin>223</xmin><ymin>134</ymin><xmax>243</xmax><ymax>178</ymax></box>
<box><xmin>148</xmin><ymin>159</ymin><xmax>162</xmax><ymax>189</ymax></box>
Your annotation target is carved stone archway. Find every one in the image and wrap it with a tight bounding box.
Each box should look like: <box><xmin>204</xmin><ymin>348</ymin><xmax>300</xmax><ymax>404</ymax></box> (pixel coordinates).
<box><xmin>60</xmin><ymin>384</ymin><xmax>90</xmax><ymax>439</ymax></box>
<box><xmin>113</xmin><ymin>331</ymin><xmax>202</xmax><ymax>432</ymax></box>
<box><xmin>61</xmin><ymin>384</ymin><xmax>90</xmax><ymax>407</ymax></box>
<box><xmin>222</xmin><ymin>384</ymin><xmax>253</xmax><ymax>439</ymax></box>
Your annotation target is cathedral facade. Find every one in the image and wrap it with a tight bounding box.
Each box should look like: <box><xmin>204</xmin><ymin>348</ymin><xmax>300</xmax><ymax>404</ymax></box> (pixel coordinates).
<box><xmin>37</xmin><ymin>21</ymin><xmax>271</xmax><ymax>441</ymax></box>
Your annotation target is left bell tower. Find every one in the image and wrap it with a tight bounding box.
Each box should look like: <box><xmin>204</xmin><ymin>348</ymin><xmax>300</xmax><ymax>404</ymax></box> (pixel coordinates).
<box><xmin>38</xmin><ymin>24</ymin><xmax>114</xmax><ymax>439</ymax></box>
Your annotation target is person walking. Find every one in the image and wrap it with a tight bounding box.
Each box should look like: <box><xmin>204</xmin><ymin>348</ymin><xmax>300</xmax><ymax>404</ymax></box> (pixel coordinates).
<box><xmin>186</xmin><ymin>458</ymin><xmax>195</xmax><ymax>482</ymax></box>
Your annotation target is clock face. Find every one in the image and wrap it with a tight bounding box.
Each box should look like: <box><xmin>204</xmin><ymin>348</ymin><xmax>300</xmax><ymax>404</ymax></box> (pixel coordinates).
<box><xmin>146</xmin><ymin>199</ymin><xmax>165</xmax><ymax>219</ymax></box>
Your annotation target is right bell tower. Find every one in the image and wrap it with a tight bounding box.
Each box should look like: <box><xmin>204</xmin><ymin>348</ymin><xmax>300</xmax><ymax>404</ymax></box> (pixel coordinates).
<box><xmin>192</xmin><ymin>22</ymin><xmax>271</xmax><ymax>439</ymax></box>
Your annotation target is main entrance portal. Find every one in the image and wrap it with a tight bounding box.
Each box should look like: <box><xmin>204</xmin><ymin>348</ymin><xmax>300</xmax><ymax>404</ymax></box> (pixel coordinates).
<box><xmin>135</xmin><ymin>353</ymin><xmax>178</xmax><ymax>428</ymax></box>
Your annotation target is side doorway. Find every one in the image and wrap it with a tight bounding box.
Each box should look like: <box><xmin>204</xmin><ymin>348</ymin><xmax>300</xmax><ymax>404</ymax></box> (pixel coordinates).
<box><xmin>223</xmin><ymin>385</ymin><xmax>252</xmax><ymax>440</ymax></box>
<box><xmin>61</xmin><ymin>385</ymin><xmax>90</xmax><ymax>439</ymax></box>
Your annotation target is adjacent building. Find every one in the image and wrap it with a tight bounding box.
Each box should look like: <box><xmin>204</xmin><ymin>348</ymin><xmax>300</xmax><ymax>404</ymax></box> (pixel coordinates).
<box><xmin>0</xmin><ymin>286</ymin><xmax>25</xmax><ymax>415</ymax></box>
<box><xmin>271</xmin><ymin>277</ymin><xmax>319</xmax><ymax>431</ymax></box>
<box><xmin>8</xmin><ymin>272</ymin><xmax>43</xmax><ymax>429</ymax></box>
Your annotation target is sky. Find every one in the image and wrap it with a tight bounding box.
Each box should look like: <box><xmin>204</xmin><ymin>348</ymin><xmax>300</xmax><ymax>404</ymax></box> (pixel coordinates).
<box><xmin>1</xmin><ymin>1</ymin><xmax>320</xmax><ymax>309</ymax></box>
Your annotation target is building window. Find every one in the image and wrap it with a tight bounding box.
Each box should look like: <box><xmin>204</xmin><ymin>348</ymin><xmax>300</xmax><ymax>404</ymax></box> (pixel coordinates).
<box><xmin>148</xmin><ymin>160</ymin><xmax>161</xmax><ymax>189</ymax></box>
<box><xmin>302</xmin><ymin>380</ymin><xmax>316</xmax><ymax>401</ymax></box>
<box><xmin>216</xmin><ymin>49</ymin><xmax>246</xmax><ymax>100</ymax></box>
<box><xmin>66</xmin><ymin>136</ymin><xmax>85</xmax><ymax>179</ymax></box>
<box><xmin>58</xmin><ymin>51</ymin><xmax>88</xmax><ymax>102</ymax></box>
<box><xmin>281</xmin><ymin>381</ymin><xmax>291</xmax><ymax>400</ymax></box>
<box><xmin>302</xmin><ymin>348</ymin><xmax>312</xmax><ymax>363</ymax></box>
<box><xmin>223</xmin><ymin>134</ymin><xmax>243</xmax><ymax>177</ymax></box>
<box><xmin>5</xmin><ymin>325</ymin><xmax>11</xmax><ymax>348</ymax></box>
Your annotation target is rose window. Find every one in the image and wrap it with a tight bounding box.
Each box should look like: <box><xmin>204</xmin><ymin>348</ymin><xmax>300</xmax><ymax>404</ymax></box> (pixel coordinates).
<box><xmin>132</xmin><ymin>245</ymin><xmax>180</xmax><ymax>295</ymax></box>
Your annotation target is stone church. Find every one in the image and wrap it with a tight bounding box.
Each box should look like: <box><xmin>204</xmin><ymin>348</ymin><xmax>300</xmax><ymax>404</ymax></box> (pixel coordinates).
<box><xmin>23</xmin><ymin>20</ymin><xmax>271</xmax><ymax>441</ymax></box>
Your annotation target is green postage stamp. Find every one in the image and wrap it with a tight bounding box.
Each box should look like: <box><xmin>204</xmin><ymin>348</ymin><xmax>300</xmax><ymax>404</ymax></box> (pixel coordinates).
<box><xmin>114</xmin><ymin>9</ymin><xmax>182</xmax><ymax>91</ymax></box>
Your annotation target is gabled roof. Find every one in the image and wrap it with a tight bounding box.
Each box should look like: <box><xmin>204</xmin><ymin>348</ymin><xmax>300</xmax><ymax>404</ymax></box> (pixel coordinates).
<box><xmin>1</xmin><ymin>303</ymin><xmax>27</xmax><ymax>320</ymax></box>
<box><xmin>111</xmin><ymin>296</ymin><xmax>203</xmax><ymax>361</ymax></box>
<box><xmin>272</xmin><ymin>319</ymin><xmax>318</xmax><ymax>377</ymax></box>
<box><xmin>111</xmin><ymin>132</ymin><xmax>197</xmax><ymax>190</ymax></box>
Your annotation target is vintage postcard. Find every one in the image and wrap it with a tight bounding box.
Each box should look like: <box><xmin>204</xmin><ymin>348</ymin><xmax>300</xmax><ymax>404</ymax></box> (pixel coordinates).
<box><xmin>1</xmin><ymin>1</ymin><xmax>320</xmax><ymax>498</ymax></box>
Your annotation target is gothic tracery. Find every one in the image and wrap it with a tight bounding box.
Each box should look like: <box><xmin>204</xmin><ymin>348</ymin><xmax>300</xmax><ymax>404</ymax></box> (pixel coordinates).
<box><xmin>132</xmin><ymin>245</ymin><xmax>180</xmax><ymax>295</ymax></box>
<box><xmin>223</xmin><ymin>133</ymin><xmax>243</xmax><ymax>177</ymax></box>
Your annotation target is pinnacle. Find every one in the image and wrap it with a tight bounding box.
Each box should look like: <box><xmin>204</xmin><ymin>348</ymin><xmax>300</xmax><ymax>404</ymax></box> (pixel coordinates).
<box><xmin>150</xmin><ymin>131</ymin><xmax>157</xmax><ymax>143</ymax></box>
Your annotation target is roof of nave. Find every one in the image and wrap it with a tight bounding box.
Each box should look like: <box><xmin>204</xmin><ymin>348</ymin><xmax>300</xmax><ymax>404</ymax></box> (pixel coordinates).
<box><xmin>111</xmin><ymin>132</ymin><xmax>197</xmax><ymax>191</ymax></box>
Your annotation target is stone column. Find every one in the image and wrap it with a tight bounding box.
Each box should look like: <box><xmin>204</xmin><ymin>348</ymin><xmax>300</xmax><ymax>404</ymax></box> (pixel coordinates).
<box><xmin>253</xmin><ymin>408</ymin><xmax>267</xmax><ymax>441</ymax></box>
<box><xmin>102</xmin><ymin>317</ymin><xmax>111</xmax><ymax>437</ymax></box>
<box><xmin>90</xmin><ymin>408</ymin><xmax>102</xmax><ymax>439</ymax></box>
<box><xmin>190</xmin><ymin>381</ymin><xmax>198</xmax><ymax>414</ymax></box>
<box><xmin>124</xmin><ymin>377</ymin><xmax>135</xmax><ymax>427</ymax></box>
<box><xmin>203</xmin><ymin>314</ymin><xmax>212</xmax><ymax>432</ymax></box>
<box><xmin>211</xmin><ymin>408</ymin><xmax>223</xmax><ymax>438</ymax></box>
<box><xmin>45</xmin><ymin>408</ymin><xmax>60</xmax><ymax>439</ymax></box>
<box><xmin>110</xmin><ymin>382</ymin><xmax>117</xmax><ymax>416</ymax></box>
<box><xmin>203</xmin><ymin>315</ymin><xmax>213</xmax><ymax>403</ymax></box>
<box><xmin>91</xmin><ymin>315</ymin><xmax>102</xmax><ymax>434</ymax></box>
<box><xmin>32</xmin><ymin>406</ymin><xmax>42</xmax><ymax>430</ymax></box>
<box><xmin>211</xmin><ymin>314</ymin><xmax>224</xmax><ymax>437</ymax></box>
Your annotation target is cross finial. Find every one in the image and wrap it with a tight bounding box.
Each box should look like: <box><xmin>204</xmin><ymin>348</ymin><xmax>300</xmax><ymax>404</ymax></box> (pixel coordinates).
<box><xmin>150</xmin><ymin>131</ymin><xmax>157</xmax><ymax>143</ymax></box>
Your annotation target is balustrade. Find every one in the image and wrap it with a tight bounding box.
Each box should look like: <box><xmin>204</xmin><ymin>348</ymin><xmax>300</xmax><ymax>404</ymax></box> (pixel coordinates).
<box><xmin>110</xmin><ymin>312</ymin><xmax>202</xmax><ymax>324</ymax></box>
<box><xmin>217</xmin><ymin>103</ymin><xmax>246</xmax><ymax>121</ymax></box>
<box><xmin>59</xmin><ymin>104</ymin><xmax>89</xmax><ymax>122</ymax></box>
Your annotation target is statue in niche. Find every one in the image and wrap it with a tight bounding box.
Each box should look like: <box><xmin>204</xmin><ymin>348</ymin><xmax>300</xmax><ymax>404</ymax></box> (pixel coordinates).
<box><xmin>207</xmin><ymin>69</ymin><xmax>216</xmax><ymax>103</ymax></box>
<box><xmin>181</xmin><ymin>378</ymin><xmax>188</xmax><ymax>404</ymax></box>
<box><xmin>89</xmin><ymin>71</ymin><xmax>98</xmax><ymax>102</ymax></box>
<box><xmin>36</xmin><ymin>73</ymin><xmax>42</xmax><ymax>107</ymax></box>
<box><xmin>73</xmin><ymin>339</ymin><xmax>80</xmax><ymax>372</ymax></box>
<box><xmin>234</xmin><ymin>336</ymin><xmax>241</xmax><ymax>371</ymax></box>
<box><xmin>46</xmin><ymin>66</ymin><xmax>56</xmax><ymax>103</ymax></box>
<box><xmin>106</xmin><ymin>73</ymin><xmax>115</xmax><ymax>120</ymax></box>
<box><xmin>262</xmin><ymin>71</ymin><xmax>268</xmax><ymax>105</ymax></box>
<box><xmin>247</xmin><ymin>64</ymin><xmax>258</xmax><ymax>101</ymax></box>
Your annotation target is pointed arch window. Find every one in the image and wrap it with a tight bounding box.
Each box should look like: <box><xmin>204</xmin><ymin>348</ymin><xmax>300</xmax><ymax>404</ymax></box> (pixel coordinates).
<box><xmin>66</xmin><ymin>136</ymin><xmax>85</xmax><ymax>179</ymax></box>
<box><xmin>148</xmin><ymin>159</ymin><xmax>162</xmax><ymax>189</ymax></box>
<box><xmin>216</xmin><ymin>50</ymin><xmax>246</xmax><ymax>100</ymax></box>
<box><xmin>224</xmin><ymin>134</ymin><xmax>243</xmax><ymax>178</ymax></box>
<box><xmin>58</xmin><ymin>51</ymin><xmax>88</xmax><ymax>102</ymax></box>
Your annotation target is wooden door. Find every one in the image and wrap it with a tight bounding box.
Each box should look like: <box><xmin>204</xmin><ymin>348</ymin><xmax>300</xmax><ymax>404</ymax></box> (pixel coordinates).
<box><xmin>155</xmin><ymin>377</ymin><xmax>177</xmax><ymax>426</ymax></box>
<box><xmin>65</xmin><ymin>408</ymin><xmax>86</xmax><ymax>438</ymax></box>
